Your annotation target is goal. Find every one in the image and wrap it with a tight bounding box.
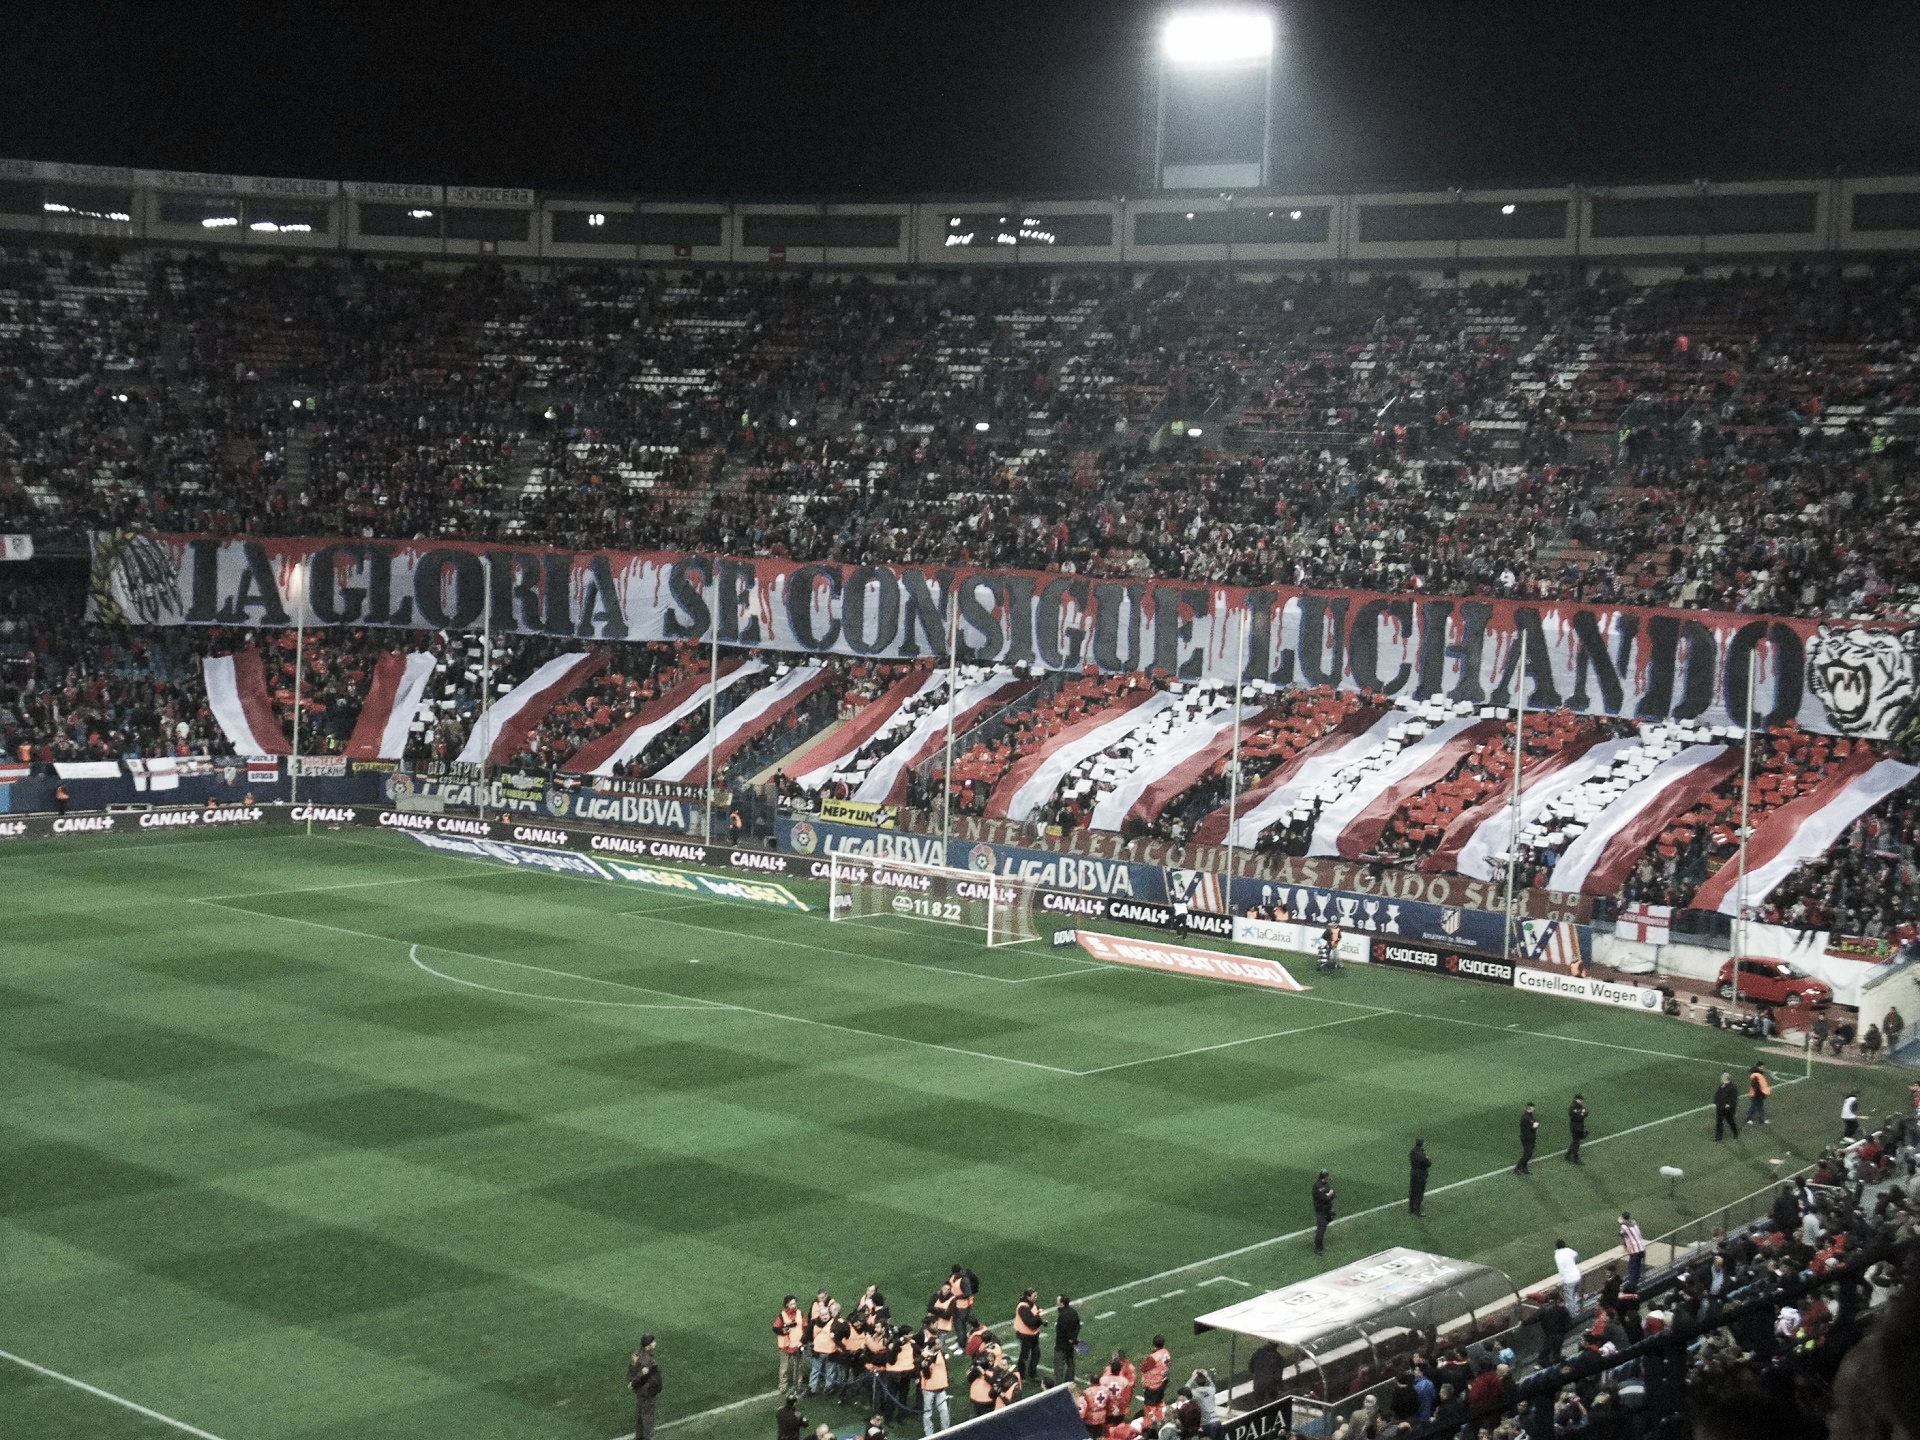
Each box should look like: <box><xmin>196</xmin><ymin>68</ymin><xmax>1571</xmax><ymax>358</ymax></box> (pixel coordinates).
<box><xmin>827</xmin><ymin>854</ymin><xmax>1041</xmax><ymax>948</ymax></box>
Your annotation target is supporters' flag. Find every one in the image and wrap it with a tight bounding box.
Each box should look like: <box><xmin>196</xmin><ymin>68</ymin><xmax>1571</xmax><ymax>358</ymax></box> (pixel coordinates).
<box><xmin>1327</xmin><ymin>717</ymin><xmax>1505</xmax><ymax>858</ymax></box>
<box><xmin>1195</xmin><ymin>707</ymin><xmax>1396</xmax><ymax>847</ymax></box>
<box><xmin>1424</xmin><ymin>734</ymin><xmax>1629</xmax><ymax>879</ymax></box>
<box><xmin>1169</xmin><ymin>867</ymin><xmax>1226</xmax><ymax>914</ymax></box>
<box><xmin>1307</xmin><ymin>716</ymin><xmax>1485</xmax><ymax>858</ymax></box>
<box><xmin>1</xmin><ymin>534</ymin><xmax>32</xmax><ymax>562</ymax></box>
<box><xmin>985</xmin><ymin>689</ymin><xmax>1173</xmax><ymax>822</ymax></box>
<box><xmin>127</xmin><ymin>757</ymin><xmax>180</xmax><ymax>792</ymax></box>
<box><xmin>1521</xmin><ymin>918</ymin><xmax>1585</xmax><ymax>974</ymax></box>
<box><xmin>1615</xmin><ymin>903</ymin><xmax>1673</xmax><ymax>945</ymax></box>
<box><xmin>650</xmin><ymin>665</ymin><xmax>830</xmax><ymax>781</ymax></box>
<box><xmin>202</xmin><ymin>649</ymin><xmax>291</xmax><ymax>756</ymax></box>
<box><xmin>1124</xmin><ymin>705</ymin><xmax>1287</xmax><ymax>831</ymax></box>
<box><xmin>788</xmin><ymin>665</ymin><xmax>941</xmax><ymax>790</ymax></box>
<box><xmin>456</xmin><ymin>652</ymin><xmax>607</xmax><ymax>767</ymax></box>
<box><xmin>1548</xmin><ymin>745</ymin><xmax>1741</xmax><ymax>896</ymax></box>
<box><xmin>247</xmin><ymin>758</ymin><xmax>280</xmax><ymax>785</ymax></box>
<box><xmin>1690</xmin><ymin>751</ymin><xmax>1920</xmax><ymax>916</ymax></box>
<box><xmin>853</xmin><ymin>671</ymin><xmax>1034</xmax><ymax>804</ymax></box>
<box><xmin>563</xmin><ymin>658</ymin><xmax>762</xmax><ymax>775</ymax></box>
<box><xmin>0</xmin><ymin>762</ymin><xmax>31</xmax><ymax>783</ymax></box>
<box><xmin>345</xmin><ymin>650</ymin><xmax>438</xmax><ymax>760</ymax></box>
<box><xmin>1088</xmin><ymin>702</ymin><xmax>1239</xmax><ymax>833</ymax></box>
<box><xmin>1075</xmin><ymin>929</ymin><xmax>1308</xmax><ymax>992</ymax></box>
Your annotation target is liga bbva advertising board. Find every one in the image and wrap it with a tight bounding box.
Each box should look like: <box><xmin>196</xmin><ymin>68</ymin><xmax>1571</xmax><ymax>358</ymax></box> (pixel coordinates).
<box><xmin>89</xmin><ymin>530</ymin><xmax>1920</xmax><ymax>738</ymax></box>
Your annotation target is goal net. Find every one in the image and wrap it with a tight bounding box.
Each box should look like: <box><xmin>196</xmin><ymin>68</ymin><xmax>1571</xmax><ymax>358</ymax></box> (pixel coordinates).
<box><xmin>827</xmin><ymin>855</ymin><xmax>1041</xmax><ymax>948</ymax></box>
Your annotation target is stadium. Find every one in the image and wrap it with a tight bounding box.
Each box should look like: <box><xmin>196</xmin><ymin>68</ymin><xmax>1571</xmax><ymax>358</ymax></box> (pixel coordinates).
<box><xmin>5</xmin><ymin>6</ymin><xmax>1920</xmax><ymax>1440</ymax></box>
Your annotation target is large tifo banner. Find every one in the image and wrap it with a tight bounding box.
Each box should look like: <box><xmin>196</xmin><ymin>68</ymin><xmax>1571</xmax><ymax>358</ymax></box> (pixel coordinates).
<box><xmin>88</xmin><ymin>530</ymin><xmax>1920</xmax><ymax>737</ymax></box>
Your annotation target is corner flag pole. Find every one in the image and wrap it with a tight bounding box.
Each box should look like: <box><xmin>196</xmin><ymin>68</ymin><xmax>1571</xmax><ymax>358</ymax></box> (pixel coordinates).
<box><xmin>940</xmin><ymin>582</ymin><xmax>961</xmax><ymax>859</ymax></box>
<box><xmin>1502</xmin><ymin>628</ymin><xmax>1528</xmax><ymax>961</ymax></box>
<box><xmin>1224</xmin><ymin>609</ymin><xmax>1247</xmax><ymax>882</ymax></box>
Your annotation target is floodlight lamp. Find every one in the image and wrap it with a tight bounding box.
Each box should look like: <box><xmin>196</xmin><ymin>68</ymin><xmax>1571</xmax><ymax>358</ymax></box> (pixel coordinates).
<box><xmin>1162</xmin><ymin>8</ymin><xmax>1275</xmax><ymax>67</ymax></box>
<box><xmin>1290</xmin><ymin>210</ymin><xmax>1302</xmax><ymax>220</ymax></box>
<box><xmin>201</xmin><ymin>216</ymin><xmax>239</xmax><ymax>229</ymax></box>
<box><xmin>1188</xmin><ymin>426</ymin><xmax>1204</xmax><ymax>437</ymax></box>
<box><xmin>408</xmin><ymin>208</ymin><xmax>434</xmax><ymax>219</ymax></box>
<box><xmin>974</xmin><ymin>420</ymin><xmax>991</xmax><ymax>432</ymax></box>
<box><xmin>1501</xmin><ymin>203</ymin><xmax>1516</xmax><ymax>215</ymax></box>
<box><xmin>588</xmin><ymin>212</ymin><xmax>606</xmax><ymax>226</ymax></box>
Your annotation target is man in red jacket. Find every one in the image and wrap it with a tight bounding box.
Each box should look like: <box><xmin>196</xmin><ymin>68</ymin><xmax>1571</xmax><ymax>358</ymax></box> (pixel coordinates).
<box><xmin>1140</xmin><ymin>1337</ymin><xmax>1172</xmax><ymax>1425</ymax></box>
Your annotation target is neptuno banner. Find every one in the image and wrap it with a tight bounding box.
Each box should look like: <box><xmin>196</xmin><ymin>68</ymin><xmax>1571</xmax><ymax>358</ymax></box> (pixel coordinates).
<box><xmin>87</xmin><ymin>529</ymin><xmax>1920</xmax><ymax>737</ymax></box>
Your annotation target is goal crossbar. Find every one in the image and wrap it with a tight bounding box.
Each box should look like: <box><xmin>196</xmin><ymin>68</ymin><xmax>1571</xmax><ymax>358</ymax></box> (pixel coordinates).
<box><xmin>826</xmin><ymin>854</ymin><xmax>1040</xmax><ymax>948</ymax></box>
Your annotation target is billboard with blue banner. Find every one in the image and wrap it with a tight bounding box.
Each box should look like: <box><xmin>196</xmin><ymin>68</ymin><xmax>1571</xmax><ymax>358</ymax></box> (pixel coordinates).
<box><xmin>1230</xmin><ymin>873</ymin><xmax>1591</xmax><ymax>965</ymax></box>
<box><xmin>775</xmin><ymin>816</ymin><xmax>1589</xmax><ymax>964</ymax></box>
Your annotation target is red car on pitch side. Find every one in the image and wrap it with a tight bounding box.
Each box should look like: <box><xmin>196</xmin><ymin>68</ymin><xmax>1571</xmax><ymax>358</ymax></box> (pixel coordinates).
<box><xmin>1716</xmin><ymin>957</ymin><xmax>1833</xmax><ymax>1009</ymax></box>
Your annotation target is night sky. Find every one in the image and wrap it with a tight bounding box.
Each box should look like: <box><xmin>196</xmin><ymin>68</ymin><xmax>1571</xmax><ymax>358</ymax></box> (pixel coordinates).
<box><xmin>5</xmin><ymin>0</ymin><xmax>1920</xmax><ymax>197</ymax></box>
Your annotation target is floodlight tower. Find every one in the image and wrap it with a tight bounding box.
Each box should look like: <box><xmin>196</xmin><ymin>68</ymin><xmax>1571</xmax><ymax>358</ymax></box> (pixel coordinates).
<box><xmin>1154</xmin><ymin>7</ymin><xmax>1277</xmax><ymax>190</ymax></box>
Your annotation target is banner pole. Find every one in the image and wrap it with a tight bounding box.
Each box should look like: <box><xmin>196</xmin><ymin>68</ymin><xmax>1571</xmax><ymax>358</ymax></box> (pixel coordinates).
<box><xmin>478</xmin><ymin>555</ymin><xmax>492</xmax><ymax>822</ymax></box>
<box><xmin>1224</xmin><ymin>610</ymin><xmax>1246</xmax><ymax>886</ymax></box>
<box><xmin>291</xmin><ymin>576</ymin><xmax>304</xmax><ymax>810</ymax></box>
<box><xmin>1502</xmin><ymin>628</ymin><xmax>1528</xmax><ymax>961</ymax></box>
<box><xmin>941</xmin><ymin>582</ymin><xmax>960</xmax><ymax>862</ymax></box>
<box><xmin>1734</xmin><ymin>655</ymin><xmax>1757</xmax><ymax>1013</ymax></box>
<box><xmin>704</xmin><ymin>574</ymin><xmax>721</xmax><ymax>846</ymax></box>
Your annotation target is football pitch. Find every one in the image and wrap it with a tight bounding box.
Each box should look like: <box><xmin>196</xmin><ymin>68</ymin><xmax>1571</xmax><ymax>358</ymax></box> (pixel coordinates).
<box><xmin>4</xmin><ymin>827</ymin><xmax>1907</xmax><ymax>1440</ymax></box>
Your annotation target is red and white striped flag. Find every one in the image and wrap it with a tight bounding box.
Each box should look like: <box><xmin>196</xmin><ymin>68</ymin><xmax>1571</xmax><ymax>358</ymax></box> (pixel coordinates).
<box><xmin>1522</xmin><ymin>918</ymin><xmax>1585</xmax><ymax>973</ymax></box>
<box><xmin>202</xmin><ymin>649</ymin><xmax>290</xmax><ymax>756</ymax></box>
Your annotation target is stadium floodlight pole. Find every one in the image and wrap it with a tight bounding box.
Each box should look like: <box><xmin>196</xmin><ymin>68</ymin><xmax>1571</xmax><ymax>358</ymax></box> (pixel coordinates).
<box><xmin>1733</xmin><ymin>657</ymin><xmax>1757</xmax><ymax>1012</ymax></box>
<box><xmin>941</xmin><ymin>581</ymin><xmax>961</xmax><ymax>857</ymax></box>
<box><xmin>704</xmin><ymin>574</ymin><xmax>721</xmax><ymax>845</ymax></box>
<box><xmin>1502</xmin><ymin>628</ymin><xmax>1529</xmax><ymax>961</ymax></box>
<box><xmin>1224</xmin><ymin>609</ymin><xmax>1247</xmax><ymax>882</ymax></box>
<box><xmin>477</xmin><ymin>554</ymin><xmax>493</xmax><ymax>821</ymax></box>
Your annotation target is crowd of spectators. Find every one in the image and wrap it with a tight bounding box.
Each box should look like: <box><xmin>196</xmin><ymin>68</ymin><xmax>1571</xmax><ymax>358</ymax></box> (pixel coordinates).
<box><xmin>9</xmin><ymin>248</ymin><xmax>1920</xmax><ymax>616</ymax></box>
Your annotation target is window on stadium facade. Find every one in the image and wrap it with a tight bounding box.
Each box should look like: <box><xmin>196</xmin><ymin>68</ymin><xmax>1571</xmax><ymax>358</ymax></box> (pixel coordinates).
<box><xmin>1590</xmin><ymin>193</ymin><xmax>1816</xmax><ymax>237</ymax></box>
<box><xmin>159</xmin><ymin>195</ymin><xmax>244</xmax><ymax>231</ymax></box>
<box><xmin>552</xmin><ymin>209</ymin><xmax>637</xmax><ymax>245</ymax></box>
<box><xmin>942</xmin><ymin>213</ymin><xmax>1114</xmax><ymax>248</ymax></box>
<box><xmin>1358</xmin><ymin>201</ymin><xmax>1566</xmax><ymax>243</ymax></box>
<box><xmin>742</xmin><ymin>214</ymin><xmax>903</xmax><ymax>249</ymax></box>
<box><xmin>39</xmin><ymin>184</ymin><xmax>136</xmax><ymax>223</ymax></box>
<box><xmin>244</xmin><ymin>200</ymin><xmax>330</xmax><ymax>235</ymax></box>
<box><xmin>358</xmin><ymin>203</ymin><xmax>441</xmax><ymax>238</ymax></box>
<box><xmin>1851</xmin><ymin>192</ymin><xmax>1920</xmax><ymax>232</ymax></box>
<box><xmin>445</xmin><ymin>207</ymin><xmax>530</xmax><ymax>242</ymax></box>
<box><xmin>636</xmin><ymin>212</ymin><xmax>725</xmax><ymax>248</ymax></box>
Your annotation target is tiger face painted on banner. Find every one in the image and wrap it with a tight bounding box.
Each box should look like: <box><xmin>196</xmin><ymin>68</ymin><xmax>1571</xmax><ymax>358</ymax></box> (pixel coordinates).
<box><xmin>1807</xmin><ymin>625</ymin><xmax>1920</xmax><ymax>738</ymax></box>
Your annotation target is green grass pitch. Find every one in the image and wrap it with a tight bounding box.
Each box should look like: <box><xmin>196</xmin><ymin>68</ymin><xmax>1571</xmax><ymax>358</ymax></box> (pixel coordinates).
<box><xmin>4</xmin><ymin>826</ymin><xmax>1908</xmax><ymax>1440</ymax></box>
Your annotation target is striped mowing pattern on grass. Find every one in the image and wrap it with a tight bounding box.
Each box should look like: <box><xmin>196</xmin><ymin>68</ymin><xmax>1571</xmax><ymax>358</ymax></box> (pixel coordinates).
<box><xmin>4</xmin><ymin>826</ymin><xmax>1898</xmax><ymax>1440</ymax></box>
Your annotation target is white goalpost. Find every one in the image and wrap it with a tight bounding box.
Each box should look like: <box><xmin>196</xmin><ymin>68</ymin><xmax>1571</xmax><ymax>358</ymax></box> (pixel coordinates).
<box><xmin>827</xmin><ymin>854</ymin><xmax>1042</xmax><ymax>948</ymax></box>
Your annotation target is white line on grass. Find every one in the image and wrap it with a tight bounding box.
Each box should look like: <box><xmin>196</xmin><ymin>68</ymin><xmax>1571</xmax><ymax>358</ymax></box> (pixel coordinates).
<box><xmin>197</xmin><ymin>874</ymin><xmax>469</xmax><ymax>902</ymax></box>
<box><xmin>194</xmin><ymin>899</ymin><xmax>1078</xmax><ymax>1076</ymax></box>
<box><xmin>1057</xmin><ymin>1076</ymin><xmax>1810</xmax><ymax>1315</ymax></box>
<box><xmin>0</xmin><ymin>1347</ymin><xmax>230</xmax><ymax>1440</ymax></box>
<box><xmin>1059</xmin><ymin>948</ymin><xmax>1743</xmax><ymax>1072</ymax></box>
<box><xmin>330</xmin><ymin>831</ymin><xmax>1090</xmax><ymax>987</ymax></box>
<box><xmin>1073</xmin><ymin>1010</ymin><xmax>1389</xmax><ymax>1075</ymax></box>
<box><xmin>408</xmin><ymin>946</ymin><xmax>725</xmax><ymax>1010</ymax></box>
<box><xmin>616</xmin><ymin>1079</ymin><xmax>1804</xmax><ymax>1435</ymax></box>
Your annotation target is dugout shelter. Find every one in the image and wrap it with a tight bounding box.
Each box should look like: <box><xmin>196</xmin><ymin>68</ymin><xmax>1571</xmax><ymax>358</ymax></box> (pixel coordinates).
<box><xmin>1195</xmin><ymin>1248</ymin><xmax>1520</xmax><ymax>1411</ymax></box>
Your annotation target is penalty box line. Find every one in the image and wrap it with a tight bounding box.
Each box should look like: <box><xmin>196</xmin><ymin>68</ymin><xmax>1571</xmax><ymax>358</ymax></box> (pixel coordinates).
<box><xmin>328</xmin><ymin>831</ymin><xmax>1090</xmax><ymax>986</ymax></box>
<box><xmin>0</xmin><ymin>1346</ymin><xmax>230</xmax><ymax>1440</ymax></box>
